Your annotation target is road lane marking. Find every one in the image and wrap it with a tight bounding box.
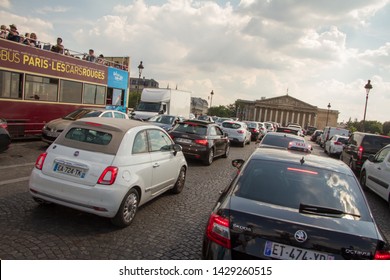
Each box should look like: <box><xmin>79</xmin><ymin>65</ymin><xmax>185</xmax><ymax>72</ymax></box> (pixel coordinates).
<box><xmin>0</xmin><ymin>163</ymin><xmax>35</xmax><ymax>170</ymax></box>
<box><xmin>0</xmin><ymin>176</ymin><xmax>30</xmax><ymax>186</ymax></box>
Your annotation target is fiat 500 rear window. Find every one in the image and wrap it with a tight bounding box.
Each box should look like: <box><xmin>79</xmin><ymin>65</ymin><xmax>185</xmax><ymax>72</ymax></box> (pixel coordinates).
<box><xmin>65</xmin><ymin>127</ymin><xmax>112</xmax><ymax>145</ymax></box>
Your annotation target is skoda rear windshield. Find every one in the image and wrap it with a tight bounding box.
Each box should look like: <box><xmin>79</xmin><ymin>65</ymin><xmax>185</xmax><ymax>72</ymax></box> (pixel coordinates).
<box><xmin>233</xmin><ymin>159</ymin><xmax>370</xmax><ymax>221</ymax></box>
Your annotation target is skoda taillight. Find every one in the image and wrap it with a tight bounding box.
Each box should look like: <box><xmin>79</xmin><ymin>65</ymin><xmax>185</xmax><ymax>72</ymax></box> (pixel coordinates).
<box><xmin>206</xmin><ymin>213</ymin><xmax>231</xmax><ymax>249</ymax></box>
<box><xmin>374</xmin><ymin>250</ymin><xmax>390</xmax><ymax>260</ymax></box>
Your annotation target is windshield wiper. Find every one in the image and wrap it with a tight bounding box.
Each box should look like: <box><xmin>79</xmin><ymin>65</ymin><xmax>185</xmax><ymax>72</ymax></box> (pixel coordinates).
<box><xmin>299</xmin><ymin>203</ymin><xmax>360</xmax><ymax>218</ymax></box>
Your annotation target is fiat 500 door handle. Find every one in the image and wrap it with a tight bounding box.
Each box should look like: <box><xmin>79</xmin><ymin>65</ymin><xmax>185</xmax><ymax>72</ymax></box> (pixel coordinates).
<box><xmin>153</xmin><ymin>163</ymin><xmax>160</xmax><ymax>168</ymax></box>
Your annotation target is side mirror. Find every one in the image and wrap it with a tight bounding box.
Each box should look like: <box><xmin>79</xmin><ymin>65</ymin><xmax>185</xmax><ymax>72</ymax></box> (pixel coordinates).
<box><xmin>232</xmin><ymin>159</ymin><xmax>245</xmax><ymax>169</ymax></box>
<box><xmin>367</xmin><ymin>154</ymin><xmax>375</xmax><ymax>162</ymax></box>
<box><xmin>172</xmin><ymin>144</ymin><xmax>182</xmax><ymax>156</ymax></box>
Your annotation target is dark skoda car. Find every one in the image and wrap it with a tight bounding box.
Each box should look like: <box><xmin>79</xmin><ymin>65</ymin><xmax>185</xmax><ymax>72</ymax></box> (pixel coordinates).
<box><xmin>202</xmin><ymin>148</ymin><xmax>390</xmax><ymax>260</ymax></box>
<box><xmin>169</xmin><ymin>120</ymin><xmax>229</xmax><ymax>165</ymax></box>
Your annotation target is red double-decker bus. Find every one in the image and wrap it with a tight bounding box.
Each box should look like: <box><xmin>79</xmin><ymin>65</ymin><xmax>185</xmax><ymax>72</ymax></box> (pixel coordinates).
<box><xmin>0</xmin><ymin>39</ymin><xmax>130</xmax><ymax>138</ymax></box>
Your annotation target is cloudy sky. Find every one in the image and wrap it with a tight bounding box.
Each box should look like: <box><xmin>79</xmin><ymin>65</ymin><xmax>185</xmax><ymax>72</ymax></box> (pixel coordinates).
<box><xmin>1</xmin><ymin>0</ymin><xmax>390</xmax><ymax>123</ymax></box>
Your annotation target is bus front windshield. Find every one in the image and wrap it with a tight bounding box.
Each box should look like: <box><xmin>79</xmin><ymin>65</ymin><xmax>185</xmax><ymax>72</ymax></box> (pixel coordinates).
<box><xmin>136</xmin><ymin>102</ymin><xmax>161</xmax><ymax>112</ymax></box>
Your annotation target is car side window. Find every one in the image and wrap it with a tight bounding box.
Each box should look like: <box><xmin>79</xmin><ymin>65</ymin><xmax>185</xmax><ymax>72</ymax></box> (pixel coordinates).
<box><xmin>132</xmin><ymin>130</ymin><xmax>148</xmax><ymax>154</ymax></box>
<box><xmin>101</xmin><ymin>112</ymin><xmax>113</xmax><ymax>118</ymax></box>
<box><xmin>114</xmin><ymin>112</ymin><xmax>125</xmax><ymax>119</ymax></box>
<box><xmin>147</xmin><ymin>129</ymin><xmax>173</xmax><ymax>152</ymax></box>
<box><xmin>375</xmin><ymin>147</ymin><xmax>390</xmax><ymax>163</ymax></box>
<box><xmin>215</xmin><ymin>126</ymin><xmax>223</xmax><ymax>136</ymax></box>
<box><xmin>209</xmin><ymin>126</ymin><xmax>217</xmax><ymax>136</ymax></box>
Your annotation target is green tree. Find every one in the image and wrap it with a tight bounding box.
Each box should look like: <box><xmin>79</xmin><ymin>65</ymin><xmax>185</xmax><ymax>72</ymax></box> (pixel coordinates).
<box><xmin>208</xmin><ymin>104</ymin><xmax>236</xmax><ymax>117</ymax></box>
<box><xmin>383</xmin><ymin>121</ymin><xmax>390</xmax><ymax>136</ymax></box>
<box><xmin>361</xmin><ymin>120</ymin><xmax>382</xmax><ymax>134</ymax></box>
<box><xmin>127</xmin><ymin>90</ymin><xmax>141</xmax><ymax>110</ymax></box>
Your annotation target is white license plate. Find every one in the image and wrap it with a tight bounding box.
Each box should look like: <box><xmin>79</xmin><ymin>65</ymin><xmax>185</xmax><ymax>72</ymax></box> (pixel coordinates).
<box><xmin>264</xmin><ymin>241</ymin><xmax>334</xmax><ymax>260</ymax></box>
<box><xmin>54</xmin><ymin>163</ymin><xmax>86</xmax><ymax>178</ymax></box>
<box><xmin>176</xmin><ymin>138</ymin><xmax>192</xmax><ymax>144</ymax></box>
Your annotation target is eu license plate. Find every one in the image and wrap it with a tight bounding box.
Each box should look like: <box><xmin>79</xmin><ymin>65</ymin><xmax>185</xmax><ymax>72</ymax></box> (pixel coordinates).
<box><xmin>176</xmin><ymin>138</ymin><xmax>192</xmax><ymax>144</ymax></box>
<box><xmin>264</xmin><ymin>241</ymin><xmax>334</xmax><ymax>260</ymax></box>
<box><xmin>54</xmin><ymin>163</ymin><xmax>86</xmax><ymax>178</ymax></box>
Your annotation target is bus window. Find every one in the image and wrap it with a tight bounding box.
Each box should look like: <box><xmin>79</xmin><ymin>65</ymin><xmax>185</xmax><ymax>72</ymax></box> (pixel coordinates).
<box><xmin>25</xmin><ymin>75</ymin><xmax>58</xmax><ymax>101</ymax></box>
<box><xmin>0</xmin><ymin>70</ymin><xmax>22</xmax><ymax>99</ymax></box>
<box><xmin>60</xmin><ymin>80</ymin><xmax>82</xmax><ymax>103</ymax></box>
<box><xmin>113</xmin><ymin>88</ymin><xmax>122</xmax><ymax>105</ymax></box>
<box><xmin>83</xmin><ymin>84</ymin><xmax>106</xmax><ymax>105</ymax></box>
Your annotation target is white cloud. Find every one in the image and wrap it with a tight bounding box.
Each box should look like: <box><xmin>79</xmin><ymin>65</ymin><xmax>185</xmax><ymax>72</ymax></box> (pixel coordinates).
<box><xmin>0</xmin><ymin>0</ymin><xmax>10</xmax><ymax>9</ymax></box>
<box><xmin>1</xmin><ymin>0</ymin><xmax>390</xmax><ymax>122</ymax></box>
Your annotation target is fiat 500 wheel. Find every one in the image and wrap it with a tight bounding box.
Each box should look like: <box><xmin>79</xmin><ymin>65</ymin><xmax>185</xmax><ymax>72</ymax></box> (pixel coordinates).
<box><xmin>111</xmin><ymin>188</ymin><xmax>139</xmax><ymax>227</ymax></box>
<box><xmin>171</xmin><ymin>166</ymin><xmax>186</xmax><ymax>194</ymax></box>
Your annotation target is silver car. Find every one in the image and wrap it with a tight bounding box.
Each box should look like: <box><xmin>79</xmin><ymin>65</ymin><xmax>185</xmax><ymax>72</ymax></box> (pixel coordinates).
<box><xmin>31</xmin><ymin>117</ymin><xmax>187</xmax><ymax>227</ymax></box>
<box><xmin>42</xmin><ymin>108</ymin><xmax>129</xmax><ymax>144</ymax></box>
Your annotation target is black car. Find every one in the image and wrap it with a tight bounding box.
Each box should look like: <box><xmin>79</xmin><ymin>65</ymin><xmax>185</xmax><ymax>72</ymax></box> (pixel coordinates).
<box><xmin>245</xmin><ymin>121</ymin><xmax>261</xmax><ymax>141</ymax></box>
<box><xmin>259</xmin><ymin>132</ymin><xmax>312</xmax><ymax>153</ymax></box>
<box><xmin>310</xmin><ymin>130</ymin><xmax>323</xmax><ymax>142</ymax></box>
<box><xmin>305</xmin><ymin>126</ymin><xmax>317</xmax><ymax>136</ymax></box>
<box><xmin>169</xmin><ymin>120</ymin><xmax>229</xmax><ymax>165</ymax></box>
<box><xmin>202</xmin><ymin>148</ymin><xmax>390</xmax><ymax>259</ymax></box>
<box><xmin>341</xmin><ymin>132</ymin><xmax>390</xmax><ymax>174</ymax></box>
<box><xmin>0</xmin><ymin>119</ymin><xmax>11</xmax><ymax>153</ymax></box>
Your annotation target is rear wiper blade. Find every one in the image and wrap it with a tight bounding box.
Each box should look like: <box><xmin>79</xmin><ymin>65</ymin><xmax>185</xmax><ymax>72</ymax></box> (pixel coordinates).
<box><xmin>299</xmin><ymin>203</ymin><xmax>360</xmax><ymax>218</ymax></box>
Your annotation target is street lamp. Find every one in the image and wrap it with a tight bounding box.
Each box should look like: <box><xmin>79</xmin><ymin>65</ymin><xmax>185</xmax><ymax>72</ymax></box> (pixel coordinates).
<box><xmin>136</xmin><ymin>61</ymin><xmax>144</xmax><ymax>106</ymax></box>
<box><xmin>362</xmin><ymin>80</ymin><xmax>373</xmax><ymax>132</ymax></box>
<box><xmin>325</xmin><ymin>103</ymin><xmax>331</xmax><ymax>127</ymax></box>
<box><xmin>210</xmin><ymin>90</ymin><xmax>214</xmax><ymax>108</ymax></box>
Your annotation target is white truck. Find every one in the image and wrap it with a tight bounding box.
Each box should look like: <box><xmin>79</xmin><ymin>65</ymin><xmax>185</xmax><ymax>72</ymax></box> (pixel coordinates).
<box><xmin>131</xmin><ymin>88</ymin><xmax>192</xmax><ymax>121</ymax></box>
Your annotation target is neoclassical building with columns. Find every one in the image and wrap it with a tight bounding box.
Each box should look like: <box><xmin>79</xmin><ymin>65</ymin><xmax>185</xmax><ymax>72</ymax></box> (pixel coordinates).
<box><xmin>236</xmin><ymin>95</ymin><xmax>339</xmax><ymax>129</ymax></box>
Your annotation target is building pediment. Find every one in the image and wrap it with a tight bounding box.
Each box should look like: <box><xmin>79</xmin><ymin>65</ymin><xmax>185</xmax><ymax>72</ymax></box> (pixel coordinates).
<box><xmin>255</xmin><ymin>95</ymin><xmax>317</xmax><ymax>111</ymax></box>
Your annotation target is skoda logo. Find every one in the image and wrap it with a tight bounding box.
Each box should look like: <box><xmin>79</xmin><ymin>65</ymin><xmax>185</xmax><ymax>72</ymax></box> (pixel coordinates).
<box><xmin>294</xmin><ymin>230</ymin><xmax>308</xmax><ymax>243</ymax></box>
<box><xmin>73</xmin><ymin>151</ymin><xmax>79</xmax><ymax>157</ymax></box>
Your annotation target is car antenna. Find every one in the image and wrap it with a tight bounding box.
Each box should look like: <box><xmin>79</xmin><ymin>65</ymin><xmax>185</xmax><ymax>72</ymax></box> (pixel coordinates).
<box><xmin>300</xmin><ymin>157</ymin><xmax>305</xmax><ymax>165</ymax></box>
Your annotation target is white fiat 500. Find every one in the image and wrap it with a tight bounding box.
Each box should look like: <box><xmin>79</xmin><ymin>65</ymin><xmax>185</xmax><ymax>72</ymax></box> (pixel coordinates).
<box><xmin>29</xmin><ymin>117</ymin><xmax>187</xmax><ymax>227</ymax></box>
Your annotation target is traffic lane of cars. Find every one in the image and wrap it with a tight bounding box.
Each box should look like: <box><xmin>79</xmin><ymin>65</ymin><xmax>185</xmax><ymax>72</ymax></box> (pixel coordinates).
<box><xmin>0</xmin><ymin>139</ymin><xmax>256</xmax><ymax>259</ymax></box>
<box><xmin>0</xmin><ymin>139</ymin><xmax>389</xmax><ymax>259</ymax></box>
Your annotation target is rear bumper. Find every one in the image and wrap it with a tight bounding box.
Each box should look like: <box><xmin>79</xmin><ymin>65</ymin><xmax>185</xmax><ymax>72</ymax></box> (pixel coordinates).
<box><xmin>202</xmin><ymin>238</ymin><xmax>232</xmax><ymax>260</ymax></box>
<box><xmin>228</xmin><ymin>136</ymin><xmax>246</xmax><ymax>144</ymax></box>
<box><xmin>29</xmin><ymin>168</ymin><xmax>127</xmax><ymax>218</ymax></box>
<box><xmin>181</xmin><ymin>146</ymin><xmax>208</xmax><ymax>160</ymax></box>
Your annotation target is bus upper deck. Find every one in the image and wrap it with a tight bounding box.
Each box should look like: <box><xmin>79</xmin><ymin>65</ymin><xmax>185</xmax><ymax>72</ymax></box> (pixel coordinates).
<box><xmin>0</xmin><ymin>38</ymin><xmax>130</xmax><ymax>139</ymax></box>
